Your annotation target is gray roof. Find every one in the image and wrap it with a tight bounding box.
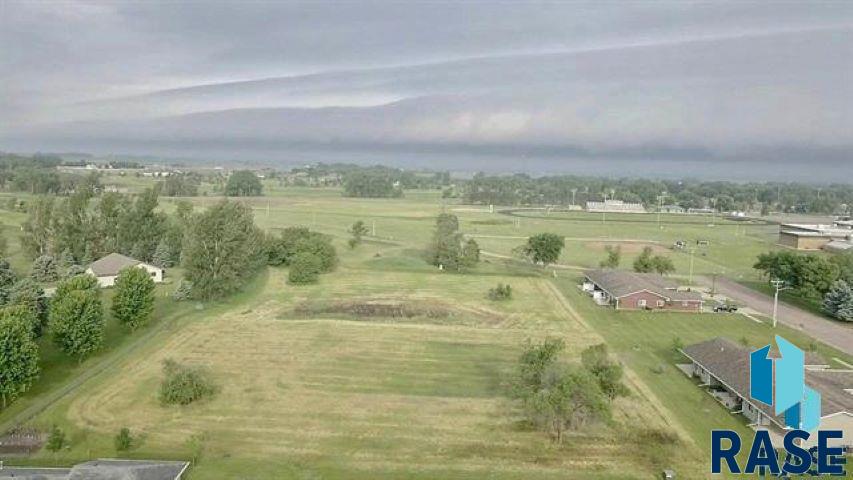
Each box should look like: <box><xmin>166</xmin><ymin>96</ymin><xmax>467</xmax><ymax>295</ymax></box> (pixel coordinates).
<box><xmin>584</xmin><ymin>269</ymin><xmax>703</xmax><ymax>302</ymax></box>
<box><xmin>1</xmin><ymin>460</ymin><xmax>188</xmax><ymax>480</ymax></box>
<box><xmin>87</xmin><ymin>253</ymin><xmax>150</xmax><ymax>277</ymax></box>
<box><xmin>681</xmin><ymin>337</ymin><xmax>852</xmax><ymax>422</ymax></box>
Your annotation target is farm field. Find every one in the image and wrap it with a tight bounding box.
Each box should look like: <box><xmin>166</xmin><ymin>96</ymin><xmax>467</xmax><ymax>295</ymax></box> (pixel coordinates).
<box><xmin>3</xmin><ymin>184</ymin><xmax>847</xmax><ymax>478</ymax></box>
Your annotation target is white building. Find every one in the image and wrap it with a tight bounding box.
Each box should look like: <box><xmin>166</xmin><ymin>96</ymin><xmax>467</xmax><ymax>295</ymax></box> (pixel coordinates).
<box><xmin>86</xmin><ymin>253</ymin><xmax>164</xmax><ymax>287</ymax></box>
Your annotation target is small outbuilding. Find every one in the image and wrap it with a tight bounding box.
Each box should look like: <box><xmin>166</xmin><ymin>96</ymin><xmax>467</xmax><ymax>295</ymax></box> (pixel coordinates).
<box><xmin>86</xmin><ymin>253</ymin><xmax>164</xmax><ymax>287</ymax></box>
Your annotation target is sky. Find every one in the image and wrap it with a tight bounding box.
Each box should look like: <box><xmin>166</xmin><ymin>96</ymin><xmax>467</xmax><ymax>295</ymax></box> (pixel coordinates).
<box><xmin>1</xmin><ymin>1</ymin><xmax>852</xmax><ymax>180</ymax></box>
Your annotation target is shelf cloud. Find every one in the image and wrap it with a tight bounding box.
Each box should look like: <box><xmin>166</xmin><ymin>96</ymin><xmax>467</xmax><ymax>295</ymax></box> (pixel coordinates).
<box><xmin>1</xmin><ymin>2</ymin><xmax>851</xmax><ymax>178</ymax></box>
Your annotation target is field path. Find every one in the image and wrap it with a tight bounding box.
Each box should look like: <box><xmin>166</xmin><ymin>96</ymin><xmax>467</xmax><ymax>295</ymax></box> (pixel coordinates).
<box><xmin>541</xmin><ymin>280</ymin><xmax>696</xmax><ymax>446</ymax></box>
<box><xmin>706</xmin><ymin>276</ymin><xmax>853</xmax><ymax>352</ymax></box>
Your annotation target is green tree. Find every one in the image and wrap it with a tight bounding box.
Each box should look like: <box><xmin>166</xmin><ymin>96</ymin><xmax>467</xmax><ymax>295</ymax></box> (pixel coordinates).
<box><xmin>428</xmin><ymin>213</ymin><xmax>464</xmax><ymax>270</ymax></box>
<box><xmin>49</xmin><ymin>276</ymin><xmax>104</xmax><ymax>360</ymax></box>
<box><xmin>488</xmin><ymin>283</ymin><xmax>512</xmax><ymax>301</ymax></box>
<box><xmin>523</xmin><ymin>233</ymin><xmax>565</xmax><ymax>266</ymax></box>
<box><xmin>633</xmin><ymin>246</ymin><xmax>656</xmax><ymax>273</ymax></box>
<box><xmin>45</xmin><ymin>425</ymin><xmax>66</xmax><ymax>454</ymax></box>
<box><xmin>528</xmin><ymin>365</ymin><xmax>611</xmax><ymax>443</ymax></box>
<box><xmin>348</xmin><ymin>220</ymin><xmax>370</xmax><ymax>249</ymax></box>
<box><xmin>8</xmin><ymin>279</ymin><xmax>48</xmax><ymax>337</ymax></box>
<box><xmin>294</xmin><ymin>237</ymin><xmax>338</xmax><ymax>273</ymax></box>
<box><xmin>580</xmin><ymin>344</ymin><xmax>629</xmax><ymax>401</ymax></box>
<box><xmin>516</xmin><ymin>337</ymin><xmax>565</xmax><ymax>397</ymax></box>
<box><xmin>112</xmin><ymin>267</ymin><xmax>156</xmax><ymax>330</ymax></box>
<box><xmin>20</xmin><ymin>196</ymin><xmax>56</xmax><ymax>258</ymax></box>
<box><xmin>461</xmin><ymin>238</ymin><xmax>480</xmax><ymax>268</ymax></box>
<box><xmin>599</xmin><ymin>245</ymin><xmax>621</xmax><ymax>268</ymax></box>
<box><xmin>159</xmin><ymin>359</ymin><xmax>217</xmax><ymax>405</ymax></box>
<box><xmin>31</xmin><ymin>255</ymin><xmax>59</xmax><ymax>282</ymax></box>
<box><xmin>824</xmin><ymin>280</ymin><xmax>853</xmax><ymax>322</ymax></box>
<box><xmin>288</xmin><ymin>252</ymin><xmax>323</xmax><ymax>285</ymax></box>
<box><xmin>115</xmin><ymin>427</ymin><xmax>133</xmax><ymax>452</ymax></box>
<box><xmin>0</xmin><ymin>258</ymin><xmax>18</xmax><ymax>303</ymax></box>
<box><xmin>224</xmin><ymin>170</ymin><xmax>263</xmax><ymax>196</ymax></box>
<box><xmin>151</xmin><ymin>239</ymin><xmax>173</xmax><ymax>268</ymax></box>
<box><xmin>0</xmin><ymin>307</ymin><xmax>40</xmax><ymax>409</ymax></box>
<box><xmin>182</xmin><ymin>200</ymin><xmax>265</xmax><ymax>299</ymax></box>
<box><xmin>651</xmin><ymin>255</ymin><xmax>676</xmax><ymax>275</ymax></box>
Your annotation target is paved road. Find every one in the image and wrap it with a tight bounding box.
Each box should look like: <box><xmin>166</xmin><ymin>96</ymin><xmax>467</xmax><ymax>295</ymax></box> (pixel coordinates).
<box><xmin>705</xmin><ymin>276</ymin><xmax>853</xmax><ymax>353</ymax></box>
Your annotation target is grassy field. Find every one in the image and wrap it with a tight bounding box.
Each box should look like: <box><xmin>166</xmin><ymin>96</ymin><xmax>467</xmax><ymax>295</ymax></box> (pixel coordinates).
<box><xmin>3</xmin><ymin>184</ymin><xmax>848</xmax><ymax>478</ymax></box>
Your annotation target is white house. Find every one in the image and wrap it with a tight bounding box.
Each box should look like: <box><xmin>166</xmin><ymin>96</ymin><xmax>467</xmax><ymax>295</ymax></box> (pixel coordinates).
<box><xmin>86</xmin><ymin>253</ymin><xmax>164</xmax><ymax>287</ymax></box>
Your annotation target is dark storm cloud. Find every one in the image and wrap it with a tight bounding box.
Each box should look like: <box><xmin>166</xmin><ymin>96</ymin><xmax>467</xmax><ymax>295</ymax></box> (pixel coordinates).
<box><xmin>1</xmin><ymin>1</ymin><xmax>852</xmax><ymax>177</ymax></box>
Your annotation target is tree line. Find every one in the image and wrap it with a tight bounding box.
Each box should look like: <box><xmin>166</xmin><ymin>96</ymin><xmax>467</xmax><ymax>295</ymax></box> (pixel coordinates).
<box><xmin>754</xmin><ymin>250</ymin><xmax>853</xmax><ymax>322</ymax></box>
<box><xmin>462</xmin><ymin>173</ymin><xmax>853</xmax><ymax>214</ymax></box>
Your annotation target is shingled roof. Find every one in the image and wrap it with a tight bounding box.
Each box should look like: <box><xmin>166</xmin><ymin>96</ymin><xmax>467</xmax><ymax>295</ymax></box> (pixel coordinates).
<box><xmin>584</xmin><ymin>269</ymin><xmax>703</xmax><ymax>302</ymax></box>
<box><xmin>681</xmin><ymin>337</ymin><xmax>852</xmax><ymax>424</ymax></box>
<box><xmin>87</xmin><ymin>253</ymin><xmax>147</xmax><ymax>277</ymax></box>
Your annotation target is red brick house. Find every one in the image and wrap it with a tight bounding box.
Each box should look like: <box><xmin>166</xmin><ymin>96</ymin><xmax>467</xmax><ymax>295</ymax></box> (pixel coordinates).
<box><xmin>582</xmin><ymin>269</ymin><xmax>703</xmax><ymax>312</ymax></box>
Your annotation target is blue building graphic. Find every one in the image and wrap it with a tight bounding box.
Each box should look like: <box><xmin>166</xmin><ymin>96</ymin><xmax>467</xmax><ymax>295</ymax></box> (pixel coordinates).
<box><xmin>750</xmin><ymin>335</ymin><xmax>821</xmax><ymax>432</ymax></box>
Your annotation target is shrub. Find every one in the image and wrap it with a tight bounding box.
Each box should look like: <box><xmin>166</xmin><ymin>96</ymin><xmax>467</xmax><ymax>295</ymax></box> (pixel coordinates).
<box><xmin>159</xmin><ymin>359</ymin><xmax>217</xmax><ymax>406</ymax></box>
<box><xmin>31</xmin><ymin>255</ymin><xmax>59</xmax><ymax>282</ymax></box>
<box><xmin>172</xmin><ymin>280</ymin><xmax>193</xmax><ymax>301</ymax></box>
<box><xmin>288</xmin><ymin>252</ymin><xmax>322</xmax><ymax>285</ymax></box>
<box><xmin>114</xmin><ymin>427</ymin><xmax>132</xmax><ymax>451</ymax></box>
<box><xmin>488</xmin><ymin>283</ymin><xmax>512</xmax><ymax>301</ymax></box>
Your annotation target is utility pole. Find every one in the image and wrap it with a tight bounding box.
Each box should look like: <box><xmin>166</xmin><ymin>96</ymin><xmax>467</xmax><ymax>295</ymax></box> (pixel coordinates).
<box><xmin>657</xmin><ymin>191</ymin><xmax>667</xmax><ymax>229</ymax></box>
<box><xmin>688</xmin><ymin>248</ymin><xmax>695</xmax><ymax>284</ymax></box>
<box><xmin>372</xmin><ymin>220</ymin><xmax>376</xmax><ymax>236</ymax></box>
<box><xmin>771</xmin><ymin>279</ymin><xmax>789</xmax><ymax>328</ymax></box>
<box><xmin>571</xmin><ymin>188</ymin><xmax>577</xmax><ymax>207</ymax></box>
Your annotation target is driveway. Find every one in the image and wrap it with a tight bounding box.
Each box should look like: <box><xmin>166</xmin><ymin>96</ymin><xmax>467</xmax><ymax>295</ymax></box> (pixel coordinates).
<box><xmin>702</xmin><ymin>276</ymin><xmax>853</xmax><ymax>353</ymax></box>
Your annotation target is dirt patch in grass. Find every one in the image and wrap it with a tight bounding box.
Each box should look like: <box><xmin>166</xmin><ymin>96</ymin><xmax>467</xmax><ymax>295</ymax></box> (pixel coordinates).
<box><xmin>584</xmin><ymin>241</ymin><xmax>668</xmax><ymax>254</ymax></box>
<box><xmin>290</xmin><ymin>297</ymin><xmax>505</xmax><ymax>324</ymax></box>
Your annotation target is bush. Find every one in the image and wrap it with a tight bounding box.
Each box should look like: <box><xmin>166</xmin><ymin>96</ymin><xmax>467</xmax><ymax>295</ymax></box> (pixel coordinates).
<box><xmin>114</xmin><ymin>427</ymin><xmax>132</xmax><ymax>451</ymax></box>
<box><xmin>288</xmin><ymin>253</ymin><xmax>322</xmax><ymax>285</ymax></box>
<box><xmin>488</xmin><ymin>283</ymin><xmax>512</xmax><ymax>301</ymax></box>
<box><xmin>159</xmin><ymin>359</ymin><xmax>217</xmax><ymax>406</ymax></box>
<box><xmin>172</xmin><ymin>280</ymin><xmax>193</xmax><ymax>301</ymax></box>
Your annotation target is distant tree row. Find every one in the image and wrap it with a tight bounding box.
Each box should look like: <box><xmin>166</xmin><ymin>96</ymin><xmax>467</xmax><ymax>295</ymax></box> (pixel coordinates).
<box><xmin>343</xmin><ymin>171</ymin><xmax>403</xmax><ymax>198</ymax></box>
<box><xmin>462</xmin><ymin>173</ymin><xmax>853</xmax><ymax>215</ymax></box>
<box><xmin>754</xmin><ymin>251</ymin><xmax>853</xmax><ymax>300</ymax></box>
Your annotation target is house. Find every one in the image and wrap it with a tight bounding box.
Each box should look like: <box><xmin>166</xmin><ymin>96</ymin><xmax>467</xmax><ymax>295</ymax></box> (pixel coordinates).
<box><xmin>0</xmin><ymin>459</ymin><xmax>189</xmax><ymax>479</ymax></box>
<box><xmin>86</xmin><ymin>253</ymin><xmax>164</xmax><ymax>287</ymax></box>
<box><xmin>582</xmin><ymin>269</ymin><xmax>704</xmax><ymax>312</ymax></box>
<box><xmin>585</xmin><ymin>199</ymin><xmax>646</xmax><ymax>214</ymax></box>
<box><xmin>679</xmin><ymin>337</ymin><xmax>852</xmax><ymax>450</ymax></box>
<box><xmin>778</xmin><ymin>223</ymin><xmax>853</xmax><ymax>250</ymax></box>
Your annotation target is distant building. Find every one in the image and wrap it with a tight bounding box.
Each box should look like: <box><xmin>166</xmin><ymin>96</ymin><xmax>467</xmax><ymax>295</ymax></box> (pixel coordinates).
<box><xmin>582</xmin><ymin>269</ymin><xmax>703</xmax><ymax>312</ymax></box>
<box><xmin>687</xmin><ymin>208</ymin><xmax>715</xmax><ymax>215</ymax></box>
<box><xmin>778</xmin><ymin>223</ymin><xmax>853</xmax><ymax>250</ymax></box>
<box><xmin>679</xmin><ymin>337</ymin><xmax>852</xmax><ymax>450</ymax></box>
<box><xmin>585</xmin><ymin>199</ymin><xmax>646</xmax><ymax>214</ymax></box>
<box><xmin>86</xmin><ymin>253</ymin><xmax>164</xmax><ymax>287</ymax></box>
<box><xmin>658</xmin><ymin>205</ymin><xmax>685</xmax><ymax>214</ymax></box>
<box><xmin>0</xmin><ymin>459</ymin><xmax>189</xmax><ymax>479</ymax></box>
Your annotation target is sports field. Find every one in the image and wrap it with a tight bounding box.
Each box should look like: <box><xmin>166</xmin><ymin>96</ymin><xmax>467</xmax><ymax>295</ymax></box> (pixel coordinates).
<box><xmin>4</xmin><ymin>184</ymin><xmax>848</xmax><ymax>478</ymax></box>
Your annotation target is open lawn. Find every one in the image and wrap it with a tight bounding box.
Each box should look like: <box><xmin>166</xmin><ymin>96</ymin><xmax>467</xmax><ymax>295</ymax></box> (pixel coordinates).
<box><xmin>21</xmin><ymin>242</ymin><xmax>706</xmax><ymax>479</ymax></box>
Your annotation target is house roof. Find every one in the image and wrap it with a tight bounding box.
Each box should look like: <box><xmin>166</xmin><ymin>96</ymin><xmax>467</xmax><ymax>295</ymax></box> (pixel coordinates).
<box><xmin>584</xmin><ymin>269</ymin><xmax>703</xmax><ymax>302</ymax></box>
<box><xmin>681</xmin><ymin>337</ymin><xmax>852</xmax><ymax>423</ymax></box>
<box><xmin>87</xmin><ymin>253</ymin><xmax>150</xmax><ymax>277</ymax></box>
<box><xmin>0</xmin><ymin>460</ymin><xmax>188</xmax><ymax>480</ymax></box>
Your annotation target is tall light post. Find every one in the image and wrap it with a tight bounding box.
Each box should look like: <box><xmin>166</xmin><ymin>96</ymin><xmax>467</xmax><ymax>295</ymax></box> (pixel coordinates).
<box><xmin>602</xmin><ymin>191</ymin><xmax>608</xmax><ymax>224</ymax></box>
<box><xmin>571</xmin><ymin>188</ymin><xmax>577</xmax><ymax>207</ymax></box>
<box><xmin>657</xmin><ymin>191</ymin><xmax>667</xmax><ymax>229</ymax></box>
<box><xmin>770</xmin><ymin>279</ymin><xmax>789</xmax><ymax>328</ymax></box>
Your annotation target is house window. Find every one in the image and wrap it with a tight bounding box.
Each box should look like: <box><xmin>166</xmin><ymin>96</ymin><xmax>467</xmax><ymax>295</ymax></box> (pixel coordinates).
<box><xmin>150</xmin><ymin>272</ymin><xmax>156</xmax><ymax>277</ymax></box>
<box><xmin>682</xmin><ymin>301</ymin><xmax>689</xmax><ymax>307</ymax></box>
<box><xmin>637</xmin><ymin>299</ymin><xmax>647</xmax><ymax>307</ymax></box>
<box><xmin>656</xmin><ymin>300</ymin><xmax>665</xmax><ymax>307</ymax></box>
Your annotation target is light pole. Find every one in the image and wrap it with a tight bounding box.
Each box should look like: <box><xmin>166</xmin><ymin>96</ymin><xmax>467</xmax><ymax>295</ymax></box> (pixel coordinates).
<box><xmin>602</xmin><ymin>191</ymin><xmax>608</xmax><ymax>224</ymax></box>
<box><xmin>657</xmin><ymin>191</ymin><xmax>667</xmax><ymax>229</ymax></box>
<box><xmin>571</xmin><ymin>188</ymin><xmax>577</xmax><ymax>207</ymax></box>
<box><xmin>770</xmin><ymin>279</ymin><xmax>789</xmax><ymax>328</ymax></box>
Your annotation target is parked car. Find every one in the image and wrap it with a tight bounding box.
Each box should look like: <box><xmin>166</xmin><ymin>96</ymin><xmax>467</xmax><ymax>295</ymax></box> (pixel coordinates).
<box><xmin>713</xmin><ymin>301</ymin><xmax>738</xmax><ymax>313</ymax></box>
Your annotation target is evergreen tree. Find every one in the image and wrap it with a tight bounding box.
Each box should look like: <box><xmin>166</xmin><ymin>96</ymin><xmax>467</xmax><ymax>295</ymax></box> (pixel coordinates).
<box><xmin>428</xmin><ymin>213</ymin><xmax>464</xmax><ymax>270</ymax></box>
<box><xmin>151</xmin><ymin>239</ymin><xmax>173</xmax><ymax>268</ymax></box>
<box><xmin>0</xmin><ymin>258</ymin><xmax>18</xmax><ymax>303</ymax></box>
<box><xmin>112</xmin><ymin>267</ymin><xmax>156</xmax><ymax>330</ymax></box>
<box><xmin>823</xmin><ymin>280</ymin><xmax>851</xmax><ymax>317</ymax></box>
<box><xmin>31</xmin><ymin>255</ymin><xmax>59</xmax><ymax>282</ymax></box>
<box><xmin>7</xmin><ymin>280</ymin><xmax>47</xmax><ymax>337</ymax></box>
